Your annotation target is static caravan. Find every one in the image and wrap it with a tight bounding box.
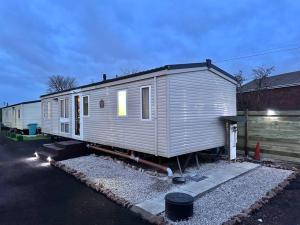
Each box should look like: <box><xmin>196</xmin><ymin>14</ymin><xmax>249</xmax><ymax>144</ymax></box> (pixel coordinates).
<box><xmin>1</xmin><ymin>100</ymin><xmax>41</xmax><ymax>132</ymax></box>
<box><xmin>40</xmin><ymin>60</ymin><xmax>236</xmax><ymax>158</ymax></box>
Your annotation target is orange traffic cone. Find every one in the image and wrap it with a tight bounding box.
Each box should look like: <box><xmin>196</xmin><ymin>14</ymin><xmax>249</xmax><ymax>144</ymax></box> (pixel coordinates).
<box><xmin>254</xmin><ymin>142</ymin><xmax>260</xmax><ymax>160</ymax></box>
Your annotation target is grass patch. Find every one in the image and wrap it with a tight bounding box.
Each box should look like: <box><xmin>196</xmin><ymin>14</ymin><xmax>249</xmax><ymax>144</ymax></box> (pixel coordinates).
<box><xmin>1</xmin><ymin>131</ymin><xmax>50</xmax><ymax>141</ymax></box>
<box><xmin>23</xmin><ymin>135</ymin><xmax>49</xmax><ymax>141</ymax></box>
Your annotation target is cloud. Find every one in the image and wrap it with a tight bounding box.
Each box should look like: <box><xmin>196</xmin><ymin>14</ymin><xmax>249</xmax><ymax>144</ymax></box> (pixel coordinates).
<box><xmin>0</xmin><ymin>0</ymin><xmax>300</xmax><ymax>105</ymax></box>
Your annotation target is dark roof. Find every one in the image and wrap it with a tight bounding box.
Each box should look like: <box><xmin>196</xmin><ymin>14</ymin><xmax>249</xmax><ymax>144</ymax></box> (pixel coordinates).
<box><xmin>1</xmin><ymin>100</ymin><xmax>41</xmax><ymax>109</ymax></box>
<box><xmin>41</xmin><ymin>60</ymin><xmax>236</xmax><ymax>98</ymax></box>
<box><xmin>241</xmin><ymin>70</ymin><xmax>300</xmax><ymax>92</ymax></box>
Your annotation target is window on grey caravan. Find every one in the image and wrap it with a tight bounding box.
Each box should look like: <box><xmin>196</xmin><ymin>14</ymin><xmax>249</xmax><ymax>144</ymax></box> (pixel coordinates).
<box><xmin>83</xmin><ymin>96</ymin><xmax>89</xmax><ymax>116</ymax></box>
<box><xmin>141</xmin><ymin>86</ymin><xmax>150</xmax><ymax>120</ymax></box>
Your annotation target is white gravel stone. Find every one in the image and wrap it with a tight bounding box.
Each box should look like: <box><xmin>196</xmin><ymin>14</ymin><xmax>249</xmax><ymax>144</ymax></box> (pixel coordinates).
<box><xmin>168</xmin><ymin>166</ymin><xmax>292</xmax><ymax>225</ymax></box>
<box><xmin>60</xmin><ymin>154</ymin><xmax>173</xmax><ymax>204</ymax></box>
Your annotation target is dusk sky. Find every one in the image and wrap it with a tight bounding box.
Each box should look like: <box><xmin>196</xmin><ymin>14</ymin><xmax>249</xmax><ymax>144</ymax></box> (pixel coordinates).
<box><xmin>1</xmin><ymin>0</ymin><xmax>300</xmax><ymax>105</ymax></box>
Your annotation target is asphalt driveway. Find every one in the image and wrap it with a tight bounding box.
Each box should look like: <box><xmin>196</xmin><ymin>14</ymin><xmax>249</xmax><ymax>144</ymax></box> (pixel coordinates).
<box><xmin>0</xmin><ymin>134</ymin><xmax>151</xmax><ymax>225</ymax></box>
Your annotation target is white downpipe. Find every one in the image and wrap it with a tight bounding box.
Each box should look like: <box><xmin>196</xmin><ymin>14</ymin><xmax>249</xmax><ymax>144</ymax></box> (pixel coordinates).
<box><xmin>154</xmin><ymin>76</ymin><xmax>158</xmax><ymax>156</ymax></box>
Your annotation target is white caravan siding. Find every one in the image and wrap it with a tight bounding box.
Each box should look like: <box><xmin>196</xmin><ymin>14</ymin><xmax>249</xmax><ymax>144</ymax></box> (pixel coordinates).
<box><xmin>2</xmin><ymin>108</ymin><xmax>13</xmax><ymax>128</ymax></box>
<box><xmin>1</xmin><ymin>102</ymin><xmax>41</xmax><ymax>130</ymax></box>
<box><xmin>83</xmin><ymin>76</ymin><xmax>168</xmax><ymax>156</ymax></box>
<box><xmin>41</xmin><ymin>77</ymin><xmax>168</xmax><ymax>156</ymax></box>
<box><xmin>167</xmin><ymin>69</ymin><xmax>236</xmax><ymax>157</ymax></box>
<box><xmin>22</xmin><ymin>102</ymin><xmax>41</xmax><ymax>129</ymax></box>
<box><xmin>40</xmin><ymin>66</ymin><xmax>236</xmax><ymax>158</ymax></box>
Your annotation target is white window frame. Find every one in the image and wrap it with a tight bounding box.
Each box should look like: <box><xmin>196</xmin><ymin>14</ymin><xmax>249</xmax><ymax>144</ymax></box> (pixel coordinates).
<box><xmin>117</xmin><ymin>89</ymin><xmax>127</xmax><ymax>117</ymax></box>
<box><xmin>140</xmin><ymin>86</ymin><xmax>151</xmax><ymax>121</ymax></box>
<box><xmin>83</xmin><ymin>95</ymin><xmax>90</xmax><ymax>117</ymax></box>
<box><xmin>59</xmin><ymin>98</ymin><xmax>70</xmax><ymax>133</ymax></box>
<box><xmin>60</xmin><ymin>122</ymin><xmax>70</xmax><ymax>133</ymax></box>
<box><xmin>59</xmin><ymin>98</ymin><xmax>69</xmax><ymax>119</ymax></box>
<box><xmin>47</xmin><ymin>101</ymin><xmax>51</xmax><ymax>119</ymax></box>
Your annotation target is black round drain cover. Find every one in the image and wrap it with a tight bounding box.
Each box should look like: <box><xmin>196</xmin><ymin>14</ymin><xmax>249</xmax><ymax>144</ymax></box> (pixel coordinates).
<box><xmin>165</xmin><ymin>192</ymin><xmax>194</xmax><ymax>221</ymax></box>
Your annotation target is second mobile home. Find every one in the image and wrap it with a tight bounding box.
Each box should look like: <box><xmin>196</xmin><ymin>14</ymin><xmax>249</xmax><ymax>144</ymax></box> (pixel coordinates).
<box><xmin>40</xmin><ymin>60</ymin><xmax>237</xmax><ymax>158</ymax></box>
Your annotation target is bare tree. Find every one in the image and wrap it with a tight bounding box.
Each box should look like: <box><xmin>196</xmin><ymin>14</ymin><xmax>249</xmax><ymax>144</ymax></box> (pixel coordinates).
<box><xmin>234</xmin><ymin>70</ymin><xmax>245</xmax><ymax>92</ymax></box>
<box><xmin>47</xmin><ymin>75</ymin><xmax>77</xmax><ymax>93</ymax></box>
<box><xmin>119</xmin><ymin>67</ymin><xmax>140</xmax><ymax>76</ymax></box>
<box><xmin>252</xmin><ymin>66</ymin><xmax>275</xmax><ymax>110</ymax></box>
<box><xmin>234</xmin><ymin>70</ymin><xmax>246</xmax><ymax>110</ymax></box>
<box><xmin>253</xmin><ymin>66</ymin><xmax>274</xmax><ymax>90</ymax></box>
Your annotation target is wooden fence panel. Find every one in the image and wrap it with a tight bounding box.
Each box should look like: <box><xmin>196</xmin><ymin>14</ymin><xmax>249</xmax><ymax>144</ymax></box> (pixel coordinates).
<box><xmin>237</xmin><ymin>111</ymin><xmax>300</xmax><ymax>163</ymax></box>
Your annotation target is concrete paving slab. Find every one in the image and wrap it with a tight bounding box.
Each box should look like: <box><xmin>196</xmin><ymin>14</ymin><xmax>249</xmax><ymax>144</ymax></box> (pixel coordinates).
<box><xmin>132</xmin><ymin>162</ymin><xmax>260</xmax><ymax>218</ymax></box>
<box><xmin>134</xmin><ymin>199</ymin><xmax>165</xmax><ymax>216</ymax></box>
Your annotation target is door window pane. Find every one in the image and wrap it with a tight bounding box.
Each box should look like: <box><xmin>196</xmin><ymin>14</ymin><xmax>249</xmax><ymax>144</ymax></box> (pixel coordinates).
<box><xmin>118</xmin><ymin>90</ymin><xmax>127</xmax><ymax>116</ymax></box>
<box><xmin>65</xmin><ymin>123</ymin><xmax>69</xmax><ymax>133</ymax></box>
<box><xmin>74</xmin><ymin>96</ymin><xmax>80</xmax><ymax>135</ymax></box>
<box><xmin>61</xmin><ymin>123</ymin><xmax>65</xmax><ymax>132</ymax></box>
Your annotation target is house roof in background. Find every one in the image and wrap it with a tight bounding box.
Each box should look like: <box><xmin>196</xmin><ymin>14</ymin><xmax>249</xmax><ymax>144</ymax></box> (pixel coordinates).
<box><xmin>41</xmin><ymin>60</ymin><xmax>236</xmax><ymax>98</ymax></box>
<box><xmin>241</xmin><ymin>70</ymin><xmax>300</xmax><ymax>92</ymax></box>
<box><xmin>1</xmin><ymin>100</ymin><xmax>41</xmax><ymax>109</ymax></box>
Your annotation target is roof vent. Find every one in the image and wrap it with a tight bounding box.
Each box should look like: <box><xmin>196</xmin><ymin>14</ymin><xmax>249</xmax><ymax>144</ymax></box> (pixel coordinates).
<box><xmin>206</xmin><ymin>59</ymin><xmax>212</xmax><ymax>68</ymax></box>
<box><xmin>102</xmin><ymin>74</ymin><xmax>107</xmax><ymax>81</ymax></box>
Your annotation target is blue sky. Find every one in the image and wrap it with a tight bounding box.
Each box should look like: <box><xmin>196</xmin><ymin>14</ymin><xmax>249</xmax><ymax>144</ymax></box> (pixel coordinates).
<box><xmin>1</xmin><ymin>0</ymin><xmax>300</xmax><ymax>105</ymax></box>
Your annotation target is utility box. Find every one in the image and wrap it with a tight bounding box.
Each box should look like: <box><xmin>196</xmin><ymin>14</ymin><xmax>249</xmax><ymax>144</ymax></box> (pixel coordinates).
<box><xmin>222</xmin><ymin>116</ymin><xmax>246</xmax><ymax>161</ymax></box>
<box><xmin>229</xmin><ymin>123</ymin><xmax>238</xmax><ymax>160</ymax></box>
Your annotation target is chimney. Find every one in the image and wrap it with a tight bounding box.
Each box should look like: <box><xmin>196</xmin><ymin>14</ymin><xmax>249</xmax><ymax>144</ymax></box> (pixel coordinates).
<box><xmin>206</xmin><ymin>59</ymin><xmax>212</xmax><ymax>68</ymax></box>
<box><xmin>102</xmin><ymin>74</ymin><xmax>107</xmax><ymax>81</ymax></box>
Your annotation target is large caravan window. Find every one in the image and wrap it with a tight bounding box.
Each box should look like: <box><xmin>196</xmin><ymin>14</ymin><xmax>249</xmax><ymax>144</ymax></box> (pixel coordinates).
<box><xmin>141</xmin><ymin>86</ymin><xmax>151</xmax><ymax>120</ymax></box>
<box><xmin>83</xmin><ymin>96</ymin><xmax>89</xmax><ymax>116</ymax></box>
<box><xmin>47</xmin><ymin>102</ymin><xmax>51</xmax><ymax>119</ymax></box>
<box><xmin>118</xmin><ymin>90</ymin><xmax>127</xmax><ymax>117</ymax></box>
<box><xmin>60</xmin><ymin>98</ymin><xmax>69</xmax><ymax>118</ymax></box>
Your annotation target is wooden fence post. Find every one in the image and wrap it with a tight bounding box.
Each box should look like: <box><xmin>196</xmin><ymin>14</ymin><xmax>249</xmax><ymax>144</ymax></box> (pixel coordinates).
<box><xmin>244</xmin><ymin>109</ymin><xmax>249</xmax><ymax>156</ymax></box>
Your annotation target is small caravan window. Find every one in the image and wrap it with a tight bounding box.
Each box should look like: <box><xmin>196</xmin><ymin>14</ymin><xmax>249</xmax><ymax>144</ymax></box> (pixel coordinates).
<box><xmin>47</xmin><ymin>102</ymin><xmax>51</xmax><ymax>119</ymax></box>
<box><xmin>83</xmin><ymin>96</ymin><xmax>89</xmax><ymax>116</ymax></box>
<box><xmin>118</xmin><ymin>90</ymin><xmax>127</xmax><ymax>117</ymax></box>
<box><xmin>141</xmin><ymin>86</ymin><xmax>151</xmax><ymax>120</ymax></box>
<box><xmin>18</xmin><ymin>109</ymin><xmax>20</xmax><ymax>119</ymax></box>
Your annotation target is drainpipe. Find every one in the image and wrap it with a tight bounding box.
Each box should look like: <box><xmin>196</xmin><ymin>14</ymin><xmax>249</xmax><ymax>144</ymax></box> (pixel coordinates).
<box><xmin>87</xmin><ymin>144</ymin><xmax>173</xmax><ymax>177</ymax></box>
<box><xmin>154</xmin><ymin>76</ymin><xmax>158</xmax><ymax>156</ymax></box>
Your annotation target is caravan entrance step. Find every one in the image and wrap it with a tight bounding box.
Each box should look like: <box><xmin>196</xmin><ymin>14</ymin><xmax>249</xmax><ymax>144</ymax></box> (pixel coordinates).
<box><xmin>37</xmin><ymin>140</ymin><xmax>88</xmax><ymax>161</ymax></box>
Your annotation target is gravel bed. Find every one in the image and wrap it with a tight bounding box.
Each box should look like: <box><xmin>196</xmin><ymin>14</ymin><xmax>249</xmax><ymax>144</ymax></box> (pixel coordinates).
<box><xmin>168</xmin><ymin>166</ymin><xmax>292</xmax><ymax>225</ymax></box>
<box><xmin>60</xmin><ymin>154</ymin><xmax>173</xmax><ymax>204</ymax></box>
